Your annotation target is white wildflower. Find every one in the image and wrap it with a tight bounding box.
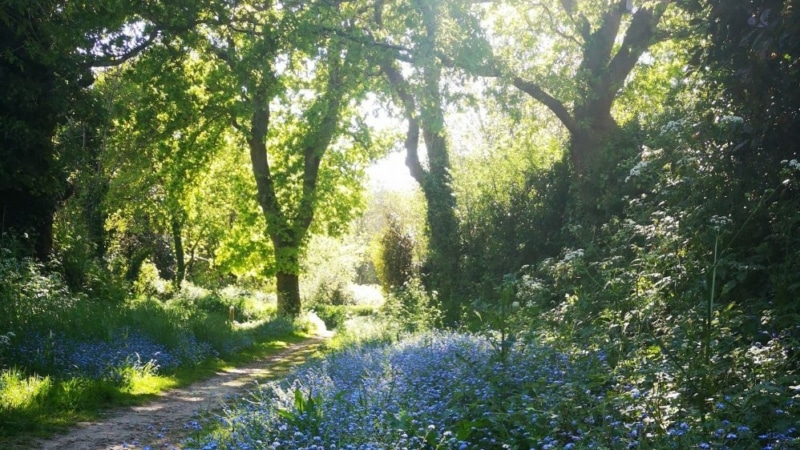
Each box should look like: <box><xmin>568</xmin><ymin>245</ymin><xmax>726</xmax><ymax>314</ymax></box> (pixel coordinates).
<box><xmin>562</xmin><ymin>249</ymin><xmax>584</xmax><ymax>262</ymax></box>
<box><xmin>660</xmin><ymin>119</ymin><xmax>686</xmax><ymax>135</ymax></box>
<box><xmin>717</xmin><ymin>115</ymin><xmax>744</xmax><ymax>125</ymax></box>
<box><xmin>626</xmin><ymin>160</ymin><xmax>649</xmax><ymax>182</ymax></box>
<box><xmin>709</xmin><ymin>215</ymin><xmax>732</xmax><ymax>231</ymax></box>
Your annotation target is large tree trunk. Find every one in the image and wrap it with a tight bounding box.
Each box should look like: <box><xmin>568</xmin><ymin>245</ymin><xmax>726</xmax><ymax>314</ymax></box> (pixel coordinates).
<box><xmin>270</xmin><ymin>233</ymin><xmax>303</xmax><ymax>316</ymax></box>
<box><xmin>0</xmin><ymin>21</ymin><xmax>61</xmax><ymax>260</ymax></box>
<box><xmin>501</xmin><ymin>1</ymin><xmax>671</xmax><ymax>229</ymax></box>
<box><xmin>507</xmin><ymin>0</ymin><xmax>670</xmax><ymax>179</ymax></box>
<box><xmin>419</xmin><ymin>128</ymin><xmax>461</xmax><ymax>325</ymax></box>
<box><xmin>380</xmin><ymin>53</ymin><xmax>462</xmax><ymax>324</ymax></box>
<box><xmin>382</xmin><ymin>76</ymin><xmax>461</xmax><ymax>324</ymax></box>
<box><xmin>275</xmin><ymin>269</ymin><xmax>301</xmax><ymax>317</ymax></box>
<box><xmin>246</xmin><ymin>94</ymin><xmax>304</xmax><ymax>317</ymax></box>
<box><xmin>373</xmin><ymin>0</ymin><xmax>464</xmax><ymax>324</ymax></box>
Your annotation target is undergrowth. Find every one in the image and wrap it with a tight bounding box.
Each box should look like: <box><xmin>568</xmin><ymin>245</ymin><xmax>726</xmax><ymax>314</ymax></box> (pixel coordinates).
<box><xmin>0</xmin><ymin>255</ymin><xmax>313</xmax><ymax>443</ymax></box>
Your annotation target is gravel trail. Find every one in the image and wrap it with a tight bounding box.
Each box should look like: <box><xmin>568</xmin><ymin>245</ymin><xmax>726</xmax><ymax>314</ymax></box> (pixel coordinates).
<box><xmin>31</xmin><ymin>335</ymin><xmax>328</xmax><ymax>450</ymax></box>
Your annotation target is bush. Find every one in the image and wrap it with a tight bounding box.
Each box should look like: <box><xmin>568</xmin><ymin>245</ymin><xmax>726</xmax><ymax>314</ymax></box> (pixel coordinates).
<box><xmin>380</xmin><ymin>278</ymin><xmax>440</xmax><ymax>333</ymax></box>
<box><xmin>498</xmin><ymin>105</ymin><xmax>800</xmax><ymax>444</ymax></box>
<box><xmin>312</xmin><ymin>304</ymin><xmax>348</xmax><ymax>330</ymax></box>
<box><xmin>375</xmin><ymin>215</ymin><xmax>416</xmax><ymax>293</ymax></box>
<box><xmin>133</xmin><ymin>260</ymin><xmax>174</xmax><ymax>299</ymax></box>
<box><xmin>301</xmin><ymin>235</ymin><xmax>363</xmax><ymax>307</ymax></box>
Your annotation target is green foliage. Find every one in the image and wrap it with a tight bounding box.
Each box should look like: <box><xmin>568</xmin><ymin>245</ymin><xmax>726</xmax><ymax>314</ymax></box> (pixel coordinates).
<box><xmin>0</xmin><ymin>253</ymin><xmax>103</xmax><ymax>339</ymax></box>
<box><xmin>380</xmin><ymin>278</ymin><xmax>440</xmax><ymax>334</ymax></box>
<box><xmin>489</xmin><ymin>93</ymin><xmax>800</xmax><ymax>438</ymax></box>
<box><xmin>311</xmin><ymin>305</ymin><xmax>348</xmax><ymax>331</ymax></box>
<box><xmin>0</xmin><ymin>0</ymin><xmax>145</xmax><ymax>259</ymax></box>
<box><xmin>301</xmin><ymin>234</ymin><xmax>364</xmax><ymax>307</ymax></box>
<box><xmin>133</xmin><ymin>260</ymin><xmax>174</xmax><ymax>299</ymax></box>
<box><xmin>275</xmin><ymin>388</ymin><xmax>325</xmax><ymax>436</ymax></box>
<box><xmin>0</xmin><ymin>246</ymin><xmax>310</xmax><ymax>440</ymax></box>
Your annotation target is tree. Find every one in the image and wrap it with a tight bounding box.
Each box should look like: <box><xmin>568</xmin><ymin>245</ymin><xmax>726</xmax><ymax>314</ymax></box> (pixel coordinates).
<box><xmin>0</xmin><ymin>1</ymin><xmax>85</xmax><ymax>258</ymax></box>
<box><xmin>679</xmin><ymin>0</ymin><xmax>800</xmax><ymax>325</ymax></box>
<box><xmin>452</xmin><ymin>0</ymin><xmax>679</xmax><ymax>215</ymax></box>
<box><xmin>377</xmin><ymin>214</ymin><xmax>416</xmax><ymax>293</ymax></box>
<box><xmin>99</xmin><ymin>53</ymin><xmax>227</xmax><ymax>287</ymax></box>
<box><xmin>684</xmin><ymin>0</ymin><xmax>799</xmax><ymax>167</ymax></box>
<box><xmin>177</xmin><ymin>1</ymin><xmax>376</xmax><ymax>315</ymax></box>
<box><xmin>0</xmin><ymin>0</ymin><xmax>206</xmax><ymax>260</ymax></box>
<box><xmin>366</xmin><ymin>0</ymin><xmax>469</xmax><ymax>323</ymax></box>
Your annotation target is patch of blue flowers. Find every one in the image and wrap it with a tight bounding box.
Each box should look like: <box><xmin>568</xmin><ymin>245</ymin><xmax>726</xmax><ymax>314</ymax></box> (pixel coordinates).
<box><xmin>9</xmin><ymin>330</ymin><xmax>217</xmax><ymax>381</ymax></box>
<box><xmin>186</xmin><ymin>332</ymin><xmax>798</xmax><ymax>450</ymax></box>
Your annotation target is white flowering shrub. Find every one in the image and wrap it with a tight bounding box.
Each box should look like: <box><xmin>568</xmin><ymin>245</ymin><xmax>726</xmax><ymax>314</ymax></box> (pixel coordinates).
<box><xmin>492</xmin><ymin>103</ymin><xmax>800</xmax><ymax>450</ymax></box>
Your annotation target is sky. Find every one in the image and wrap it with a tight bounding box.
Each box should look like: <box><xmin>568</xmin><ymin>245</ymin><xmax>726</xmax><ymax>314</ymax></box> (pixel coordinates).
<box><xmin>366</xmin><ymin>150</ymin><xmax>417</xmax><ymax>192</ymax></box>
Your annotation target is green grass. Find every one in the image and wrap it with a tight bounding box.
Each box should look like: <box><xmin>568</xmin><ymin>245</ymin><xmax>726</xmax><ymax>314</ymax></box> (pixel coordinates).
<box><xmin>0</xmin><ymin>331</ymin><xmax>312</xmax><ymax>448</ymax></box>
<box><xmin>0</xmin><ymin>259</ymin><xmax>333</xmax><ymax>447</ymax></box>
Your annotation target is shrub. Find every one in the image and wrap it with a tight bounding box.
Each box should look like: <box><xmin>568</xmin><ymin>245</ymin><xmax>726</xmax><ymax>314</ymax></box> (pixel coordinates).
<box><xmin>380</xmin><ymin>278</ymin><xmax>440</xmax><ymax>333</ymax></box>
<box><xmin>312</xmin><ymin>304</ymin><xmax>348</xmax><ymax>330</ymax></box>
<box><xmin>133</xmin><ymin>260</ymin><xmax>174</xmax><ymax>299</ymax></box>
<box><xmin>375</xmin><ymin>214</ymin><xmax>416</xmax><ymax>293</ymax></box>
<box><xmin>301</xmin><ymin>234</ymin><xmax>363</xmax><ymax>307</ymax></box>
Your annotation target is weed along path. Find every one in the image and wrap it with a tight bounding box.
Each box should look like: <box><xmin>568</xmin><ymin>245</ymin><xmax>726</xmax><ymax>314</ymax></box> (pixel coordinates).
<box><xmin>32</xmin><ymin>334</ymin><xmax>330</xmax><ymax>450</ymax></box>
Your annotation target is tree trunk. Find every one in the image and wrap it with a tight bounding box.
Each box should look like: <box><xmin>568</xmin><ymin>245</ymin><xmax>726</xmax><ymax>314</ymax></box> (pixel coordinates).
<box><xmin>82</xmin><ymin>180</ymin><xmax>108</xmax><ymax>259</ymax></box>
<box><xmin>377</xmin><ymin>0</ymin><xmax>464</xmax><ymax>323</ymax></box>
<box><xmin>241</xmin><ymin>49</ymin><xmax>346</xmax><ymax>318</ymax></box>
<box><xmin>171</xmin><ymin>216</ymin><xmax>185</xmax><ymax>290</ymax></box>
<box><xmin>419</xmin><ymin>129</ymin><xmax>461</xmax><ymax>325</ymax></box>
<box><xmin>276</xmin><ymin>270</ymin><xmax>301</xmax><ymax>317</ymax></box>
<box><xmin>34</xmin><ymin>210</ymin><xmax>55</xmax><ymax>261</ymax></box>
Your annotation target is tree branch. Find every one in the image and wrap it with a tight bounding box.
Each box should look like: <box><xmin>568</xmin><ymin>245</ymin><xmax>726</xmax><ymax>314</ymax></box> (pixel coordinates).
<box><xmin>89</xmin><ymin>29</ymin><xmax>161</xmax><ymax>68</ymax></box>
<box><xmin>605</xmin><ymin>0</ymin><xmax>671</xmax><ymax>98</ymax></box>
<box><xmin>379</xmin><ymin>60</ymin><xmax>426</xmax><ymax>184</ymax></box>
<box><xmin>526</xmin><ymin>3</ymin><xmax>582</xmax><ymax>47</ymax></box>
<box><xmin>512</xmin><ymin>77</ymin><xmax>580</xmax><ymax>135</ymax></box>
<box><xmin>434</xmin><ymin>51</ymin><xmax>579</xmax><ymax>135</ymax></box>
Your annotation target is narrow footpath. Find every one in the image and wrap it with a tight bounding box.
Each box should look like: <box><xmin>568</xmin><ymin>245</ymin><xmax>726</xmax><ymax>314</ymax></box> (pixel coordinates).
<box><xmin>32</xmin><ymin>335</ymin><xmax>329</xmax><ymax>450</ymax></box>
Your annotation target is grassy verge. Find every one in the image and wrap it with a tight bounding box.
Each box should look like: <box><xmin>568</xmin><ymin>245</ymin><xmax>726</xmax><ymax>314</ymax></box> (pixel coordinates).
<box><xmin>0</xmin><ymin>331</ymin><xmax>311</xmax><ymax>448</ymax></box>
<box><xmin>0</xmin><ymin>257</ymin><xmax>330</xmax><ymax>446</ymax></box>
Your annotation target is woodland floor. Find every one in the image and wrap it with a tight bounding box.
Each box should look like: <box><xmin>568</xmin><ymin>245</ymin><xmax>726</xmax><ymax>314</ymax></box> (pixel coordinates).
<box><xmin>27</xmin><ymin>334</ymin><xmax>330</xmax><ymax>450</ymax></box>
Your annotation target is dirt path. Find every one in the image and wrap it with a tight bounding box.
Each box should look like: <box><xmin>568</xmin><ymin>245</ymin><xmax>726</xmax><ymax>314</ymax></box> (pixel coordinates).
<box><xmin>31</xmin><ymin>335</ymin><xmax>329</xmax><ymax>450</ymax></box>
